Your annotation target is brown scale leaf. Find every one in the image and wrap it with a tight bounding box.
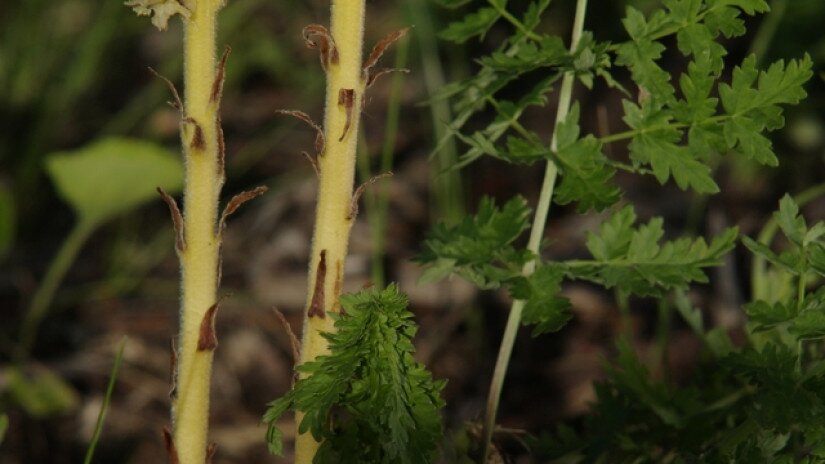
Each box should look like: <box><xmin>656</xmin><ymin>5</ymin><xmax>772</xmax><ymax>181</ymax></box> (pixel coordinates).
<box><xmin>302</xmin><ymin>24</ymin><xmax>339</xmax><ymax>71</ymax></box>
<box><xmin>157</xmin><ymin>188</ymin><xmax>185</xmax><ymax>253</ymax></box>
<box><xmin>168</xmin><ymin>338</ymin><xmax>178</xmax><ymax>399</ymax></box>
<box><xmin>162</xmin><ymin>427</ymin><xmax>179</xmax><ymax>464</ymax></box>
<box><xmin>348</xmin><ymin>172</ymin><xmax>393</xmax><ymax>220</ymax></box>
<box><xmin>332</xmin><ymin>260</ymin><xmax>343</xmax><ymax>314</ymax></box>
<box><xmin>197</xmin><ymin>301</ymin><xmax>221</xmax><ymax>351</ymax></box>
<box><xmin>337</xmin><ymin>89</ymin><xmax>355</xmax><ymax>142</ymax></box>
<box><xmin>218</xmin><ymin>186</ymin><xmax>268</xmax><ymax>233</ymax></box>
<box><xmin>182</xmin><ymin>117</ymin><xmax>206</xmax><ymax>151</ymax></box>
<box><xmin>210</xmin><ymin>46</ymin><xmax>231</xmax><ymax>104</ymax></box>
<box><xmin>272</xmin><ymin>307</ymin><xmax>301</xmax><ymax>364</ymax></box>
<box><xmin>366</xmin><ymin>67</ymin><xmax>410</xmax><ymax>88</ymax></box>
<box><xmin>275</xmin><ymin>109</ymin><xmax>325</xmax><ymax>157</ymax></box>
<box><xmin>302</xmin><ymin>151</ymin><xmax>320</xmax><ymax>176</ymax></box>
<box><xmin>216</xmin><ymin>243</ymin><xmax>224</xmax><ymax>289</ymax></box>
<box><xmin>308</xmin><ymin>250</ymin><xmax>327</xmax><ymax>319</ymax></box>
<box><xmin>363</xmin><ymin>27</ymin><xmax>410</xmax><ymax>83</ymax></box>
<box><xmin>216</xmin><ymin>117</ymin><xmax>226</xmax><ymax>178</ymax></box>
<box><xmin>206</xmin><ymin>443</ymin><xmax>217</xmax><ymax>464</ymax></box>
<box><xmin>148</xmin><ymin>67</ymin><xmax>183</xmax><ymax>114</ymax></box>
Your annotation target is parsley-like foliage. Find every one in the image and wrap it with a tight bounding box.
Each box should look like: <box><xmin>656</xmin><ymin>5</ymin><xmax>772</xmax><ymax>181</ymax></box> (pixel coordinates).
<box><xmin>263</xmin><ymin>285</ymin><xmax>445</xmax><ymax>463</ymax></box>
<box><xmin>425</xmin><ymin>0</ymin><xmax>816</xmax><ymax>460</ymax></box>
<box><xmin>533</xmin><ymin>197</ymin><xmax>825</xmax><ymax>461</ymax></box>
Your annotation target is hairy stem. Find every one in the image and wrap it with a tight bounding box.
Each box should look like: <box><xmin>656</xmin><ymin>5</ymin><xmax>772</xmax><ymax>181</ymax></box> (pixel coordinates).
<box><xmin>174</xmin><ymin>1</ymin><xmax>224</xmax><ymax>462</ymax></box>
<box><xmin>480</xmin><ymin>0</ymin><xmax>589</xmax><ymax>460</ymax></box>
<box><xmin>296</xmin><ymin>0</ymin><xmax>367</xmax><ymax>460</ymax></box>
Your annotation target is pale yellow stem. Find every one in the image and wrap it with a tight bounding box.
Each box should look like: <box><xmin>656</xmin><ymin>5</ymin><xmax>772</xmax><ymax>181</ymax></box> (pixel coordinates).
<box><xmin>173</xmin><ymin>0</ymin><xmax>224</xmax><ymax>462</ymax></box>
<box><xmin>296</xmin><ymin>0</ymin><xmax>367</xmax><ymax>461</ymax></box>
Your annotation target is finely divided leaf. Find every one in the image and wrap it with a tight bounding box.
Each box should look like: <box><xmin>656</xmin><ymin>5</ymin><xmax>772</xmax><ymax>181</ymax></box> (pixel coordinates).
<box><xmin>511</xmin><ymin>265</ymin><xmax>572</xmax><ymax>336</ymax></box>
<box><xmin>440</xmin><ymin>7</ymin><xmax>499</xmax><ymax>44</ymax></box>
<box><xmin>568</xmin><ymin>206</ymin><xmax>737</xmax><ymax>296</ymax></box>
<box><xmin>718</xmin><ymin>55</ymin><xmax>813</xmax><ymax>164</ymax></box>
<box><xmin>416</xmin><ymin>196</ymin><xmax>532</xmax><ymax>288</ymax></box>
<box><xmin>263</xmin><ymin>285</ymin><xmax>444</xmax><ymax>463</ymax></box>
<box><xmin>553</xmin><ymin>105</ymin><xmax>620</xmax><ymax>212</ymax></box>
<box><xmin>623</xmin><ymin>100</ymin><xmax>718</xmax><ymax>193</ymax></box>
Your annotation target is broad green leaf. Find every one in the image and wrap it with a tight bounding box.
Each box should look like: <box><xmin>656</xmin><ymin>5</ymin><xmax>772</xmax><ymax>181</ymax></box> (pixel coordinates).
<box><xmin>45</xmin><ymin>137</ymin><xmax>183</xmax><ymax>226</ymax></box>
<box><xmin>0</xmin><ymin>414</ymin><xmax>7</xmax><ymax>445</ymax></box>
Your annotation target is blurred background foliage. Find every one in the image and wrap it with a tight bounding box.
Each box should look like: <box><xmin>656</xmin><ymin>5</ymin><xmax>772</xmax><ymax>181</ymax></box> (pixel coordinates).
<box><xmin>0</xmin><ymin>0</ymin><xmax>823</xmax><ymax>462</ymax></box>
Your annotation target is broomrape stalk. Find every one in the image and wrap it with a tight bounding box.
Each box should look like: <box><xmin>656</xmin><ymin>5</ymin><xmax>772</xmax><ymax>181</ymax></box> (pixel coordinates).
<box><xmin>295</xmin><ymin>0</ymin><xmax>367</xmax><ymax>459</ymax></box>
<box><xmin>481</xmin><ymin>0</ymin><xmax>589</xmax><ymax>460</ymax></box>
<box><xmin>127</xmin><ymin>1</ymin><xmax>266</xmax><ymax>462</ymax></box>
<box><xmin>278</xmin><ymin>1</ymin><xmax>408</xmax><ymax>460</ymax></box>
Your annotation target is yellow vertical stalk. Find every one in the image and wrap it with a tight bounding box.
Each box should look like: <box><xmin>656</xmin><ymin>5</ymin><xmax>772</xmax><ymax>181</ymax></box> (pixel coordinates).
<box><xmin>296</xmin><ymin>0</ymin><xmax>366</xmax><ymax>461</ymax></box>
<box><xmin>174</xmin><ymin>1</ymin><xmax>222</xmax><ymax>463</ymax></box>
<box><xmin>127</xmin><ymin>0</ymin><xmax>230</xmax><ymax>461</ymax></box>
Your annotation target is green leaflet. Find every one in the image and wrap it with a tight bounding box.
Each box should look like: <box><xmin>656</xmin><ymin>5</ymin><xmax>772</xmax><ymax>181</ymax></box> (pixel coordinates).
<box><xmin>719</xmin><ymin>55</ymin><xmax>814</xmax><ymax>166</ymax></box>
<box><xmin>553</xmin><ymin>104</ymin><xmax>620</xmax><ymax>212</ymax></box>
<box><xmin>416</xmin><ymin>196</ymin><xmax>532</xmax><ymax>289</ymax></box>
<box><xmin>511</xmin><ymin>264</ymin><xmax>572</xmax><ymax>337</ymax></box>
<box><xmin>566</xmin><ymin>205</ymin><xmax>737</xmax><ymax>297</ymax></box>
<box><xmin>623</xmin><ymin>100</ymin><xmax>720</xmax><ymax>193</ymax></box>
<box><xmin>263</xmin><ymin>285</ymin><xmax>444</xmax><ymax>463</ymax></box>
<box><xmin>439</xmin><ymin>6</ymin><xmax>499</xmax><ymax>44</ymax></box>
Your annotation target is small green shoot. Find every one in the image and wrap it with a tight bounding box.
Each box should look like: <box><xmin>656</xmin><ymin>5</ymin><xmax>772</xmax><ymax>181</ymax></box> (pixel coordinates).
<box><xmin>83</xmin><ymin>337</ymin><xmax>127</xmax><ymax>464</ymax></box>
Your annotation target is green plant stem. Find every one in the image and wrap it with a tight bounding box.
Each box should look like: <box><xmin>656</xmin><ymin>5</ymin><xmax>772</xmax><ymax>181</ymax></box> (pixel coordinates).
<box><xmin>796</xmin><ymin>253</ymin><xmax>807</xmax><ymax>374</ymax></box>
<box><xmin>370</xmin><ymin>38</ymin><xmax>409</xmax><ymax>287</ymax></box>
<box><xmin>616</xmin><ymin>289</ymin><xmax>633</xmax><ymax>341</ymax></box>
<box><xmin>749</xmin><ymin>0</ymin><xmax>789</xmax><ymax>65</ymax></box>
<box><xmin>480</xmin><ymin>0</ymin><xmax>589</xmax><ymax>460</ymax></box>
<box><xmin>487</xmin><ymin>0</ymin><xmax>541</xmax><ymax>41</ymax></box>
<box><xmin>83</xmin><ymin>337</ymin><xmax>127</xmax><ymax>464</ymax></box>
<box><xmin>406</xmin><ymin>0</ymin><xmax>464</xmax><ymax>224</ymax></box>
<box><xmin>652</xmin><ymin>298</ymin><xmax>671</xmax><ymax>376</ymax></box>
<box><xmin>20</xmin><ymin>218</ymin><xmax>96</xmax><ymax>356</ymax></box>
